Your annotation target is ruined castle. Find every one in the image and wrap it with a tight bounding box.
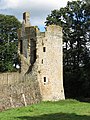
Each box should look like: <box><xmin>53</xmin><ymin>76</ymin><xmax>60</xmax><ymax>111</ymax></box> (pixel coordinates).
<box><xmin>18</xmin><ymin>12</ymin><xmax>65</xmax><ymax>101</ymax></box>
<box><xmin>0</xmin><ymin>12</ymin><xmax>65</xmax><ymax>110</ymax></box>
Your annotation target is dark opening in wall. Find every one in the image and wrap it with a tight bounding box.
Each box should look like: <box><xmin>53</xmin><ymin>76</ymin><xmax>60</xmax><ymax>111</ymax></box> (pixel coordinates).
<box><xmin>33</xmin><ymin>49</ymin><xmax>36</xmax><ymax>63</ymax></box>
<box><xmin>20</xmin><ymin>40</ymin><xmax>23</xmax><ymax>54</ymax></box>
<box><xmin>43</xmin><ymin>47</ymin><xmax>46</xmax><ymax>52</ymax></box>
<box><xmin>30</xmin><ymin>38</ymin><xmax>36</xmax><ymax>65</ymax></box>
<box><xmin>41</xmin><ymin>59</ymin><xmax>43</xmax><ymax>64</ymax></box>
<box><xmin>44</xmin><ymin>77</ymin><xmax>46</xmax><ymax>83</ymax></box>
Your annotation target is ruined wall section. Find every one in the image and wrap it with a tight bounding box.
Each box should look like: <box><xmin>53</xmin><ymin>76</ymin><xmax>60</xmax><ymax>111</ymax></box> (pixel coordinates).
<box><xmin>17</xmin><ymin>22</ymin><xmax>29</xmax><ymax>75</ymax></box>
<box><xmin>0</xmin><ymin>13</ymin><xmax>65</xmax><ymax>110</ymax></box>
<box><xmin>19</xmin><ymin>26</ymin><xmax>38</xmax><ymax>75</ymax></box>
<box><xmin>0</xmin><ymin>72</ymin><xmax>20</xmax><ymax>85</ymax></box>
<box><xmin>0</xmin><ymin>23</ymin><xmax>42</xmax><ymax>110</ymax></box>
<box><xmin>0</xmin><ymin>72</ymin><xmax>41</xmax><ymax>111</ymax></box>
<box><xmin>36</xmin><ymin>25</ymin><xmax>65</xmax><ymax>101</ymax></box>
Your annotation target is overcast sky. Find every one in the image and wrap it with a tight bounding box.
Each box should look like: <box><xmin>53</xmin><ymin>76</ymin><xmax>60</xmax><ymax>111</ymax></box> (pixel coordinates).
<box><xmin>0</xmin><ymin>0</ymin><xmax>73</xmax><ymax>31</ymax></box>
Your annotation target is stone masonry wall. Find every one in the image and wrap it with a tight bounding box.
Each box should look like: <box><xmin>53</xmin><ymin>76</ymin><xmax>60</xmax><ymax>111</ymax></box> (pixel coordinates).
<box><xmin>0</xmin><ymin>72</ymin><xmax>20</xmax><ymax>85</ymax></box>
<box><xmin>0</xmin><ymin>12</ymin><xmax>65</xmax><ymax>111</ymax></box>
<box><xmin>36</xmin><ymin>25</ymin><xmax>65</xmax><ymax>101</ymax></box>
<box><xmin>0</xmin><ymin>72</ymin><xmax>41</xmax><ymax>111</ymax></box>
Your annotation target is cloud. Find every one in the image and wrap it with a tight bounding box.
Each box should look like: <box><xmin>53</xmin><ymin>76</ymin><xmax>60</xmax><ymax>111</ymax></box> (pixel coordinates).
<box><xmin>0</xmin><ymin>0</ymin><xmax>73</xmax><ymax>31</ymax></box>
<box><xmin>0</xmin><ymin>0</ymin><xmax>70</xmax><ymax>9</ymax></box>
<box><xmin>0</xmin><ymin>0</ymin><xmax>19</xmax><ymax>9</ymax></box>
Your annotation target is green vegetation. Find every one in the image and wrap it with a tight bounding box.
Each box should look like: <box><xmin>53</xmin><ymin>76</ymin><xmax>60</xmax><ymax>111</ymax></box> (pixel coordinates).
<box><xmin>45</xmin><ymin>0</ymin><xmax>90</xmax><ymax>98</ymax></box>
<box><xmin>0</xmin><ymin>14</ymin><xmax>21</xmax><ymax>72</ymax></box>
<box><xmin>0</xmin><ymin>100</ymin><xmax>90</xmax><ymax>120</ymax></box>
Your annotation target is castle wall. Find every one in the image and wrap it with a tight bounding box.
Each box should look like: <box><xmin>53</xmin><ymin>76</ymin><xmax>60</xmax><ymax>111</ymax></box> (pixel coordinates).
<box><xmin>0</xmin><ymin>12</ymin><xmax>65</xmax><ymax>111</ymax></box>
<box><xmin>0</xmin><ymin>72</ymin><xmax>41</xmax><ymax>111</ymax></box>
<box><xmin>19</xmin><ymin>26</ymin><xmax>37</xmax><ymax>74</ymax></box>
<box><xmin>19</xmin><ymin>23</ymin><xmax>65</xmax><ymax>101</ymax></box>
<box><xmin>0</xmin><ymin>72</ymin><xmax>20</xmax><ymax>85</ymax></box>
<box><xmin>36</xmin><ymin>25</ymin><xmax>65</xmax><ymax>101</ymax></box>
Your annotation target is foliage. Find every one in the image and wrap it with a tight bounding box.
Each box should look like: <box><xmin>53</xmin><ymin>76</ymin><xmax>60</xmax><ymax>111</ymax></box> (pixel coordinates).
<box><xmin>0</xmin><ymin>14</ymin><xmax>21</xmax><ymax>72</ymax></box>
<box><xmin>45</xmin><ymin>0</ymin><xmax>90</xmax><ymax>98</ymax></box>
<box><xmin>0</xmin><ymin>100</ymin><xmax>90</xmax><ymax>120</ymax></box>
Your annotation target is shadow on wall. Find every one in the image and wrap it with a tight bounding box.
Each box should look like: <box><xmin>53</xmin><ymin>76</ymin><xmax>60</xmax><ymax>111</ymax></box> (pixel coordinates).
<box><xmin>17</xmin><ymin>113</ymin><xmax>90</xmax><ymax>120</ymax></box>
<box><xmin>26</xmin><ymin>38</ymin><xmax>36</xmax><ymax>74</ymax></box>
<box><xmin>26</xmin><ymin>64</ymin><xmax>33</xmax><ymax>73</ymax></box>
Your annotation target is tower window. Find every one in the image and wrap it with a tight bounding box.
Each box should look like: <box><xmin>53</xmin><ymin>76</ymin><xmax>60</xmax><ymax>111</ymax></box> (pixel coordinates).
<box><xmin>43</xmin><ymin>77</ymin><xmax>48</xmax><ymax>85</ymax></box>
<box><xmin>41</xmin><ymin>59</ymin><xmax>43</xmax><ymax>64</ymax></box>
<box><xmin>44</xmin><ymin>77</ymin><xmax>46</xmax><ymax>83</ymax></box>
<box><xmin>43</xmin><ymin>47</ymin><xmax>46</xmax><ymax>52</ymax></box>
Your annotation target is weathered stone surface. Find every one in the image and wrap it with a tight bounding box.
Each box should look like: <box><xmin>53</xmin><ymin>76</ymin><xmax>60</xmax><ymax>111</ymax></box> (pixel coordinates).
<box><xmin>0</xmin><ymin>72</ymin><xmax>41</xmax><ymax>110</ymax></box>
<box><xmin>18</xmin><ymin>12</ymin><xmax>65</xmax><ymax>101</ymax></box>
<box><xmin>36</xmin><ymin>25</ymin><xmax>65</xmax><ymax>101</ymax></box>
<box><xmin>0</xmin><ymin>12</ymin><xmax>65</xmax><ymax>110</ymax></box>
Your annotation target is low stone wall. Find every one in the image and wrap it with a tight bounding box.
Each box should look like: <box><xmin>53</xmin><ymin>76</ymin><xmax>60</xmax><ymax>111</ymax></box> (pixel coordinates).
<box><xmin>0</xmin><ymin>72</ymin><xmax>20</xmax><ymax>85</ymax></box>
<box><xmin>0</xmin><ymin>72</ymin><xmax>41</xmax><ymax>111</ymax></box>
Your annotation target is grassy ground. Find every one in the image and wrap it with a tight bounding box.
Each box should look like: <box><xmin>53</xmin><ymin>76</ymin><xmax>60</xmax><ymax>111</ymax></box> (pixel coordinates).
<box><xmin>0</xmin><ymin>99</ymin><xmax>90</xmax><ymax>120</ymax></box>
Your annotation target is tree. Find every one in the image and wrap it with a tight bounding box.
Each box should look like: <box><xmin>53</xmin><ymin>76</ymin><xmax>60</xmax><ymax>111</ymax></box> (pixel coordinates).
<box><xmin>0</xmin><ymin>14</ymin><xmax>21</xmax><ymax>72</ymax></box>
<box><xmin>45</xmin><ymin>0</ymin><xmax>90</xmax><ymax>98</ymax></box>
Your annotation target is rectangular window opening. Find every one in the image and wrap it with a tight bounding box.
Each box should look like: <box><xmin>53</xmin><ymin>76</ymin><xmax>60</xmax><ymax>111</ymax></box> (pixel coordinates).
<box><xmin>42</xmin><ymin>59</ymin><xmax>43</xmax><ymax>64</ymax></box>
<box><xmin>43</xmin><ymin>47</ymin><xmax>46</xmax><ymax>52</ymax></box>
<box><xmin>44</xmin><ymin>77</ymin><xmax>46</xmax><ymax>83</ymax></box>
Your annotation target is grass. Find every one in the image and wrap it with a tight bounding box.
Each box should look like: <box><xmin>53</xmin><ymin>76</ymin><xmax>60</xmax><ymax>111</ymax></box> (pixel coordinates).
<box><xmin>0</xmin><ymin>99</ymin><xmax>90</xmax><ymax>120</ymax></box>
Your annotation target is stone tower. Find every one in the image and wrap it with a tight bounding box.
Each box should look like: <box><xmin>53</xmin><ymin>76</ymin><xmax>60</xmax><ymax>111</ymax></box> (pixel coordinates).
<box><xmin>18</xmin><ymin>12</ymin><xmax>65</xmax><ymax>101</ymax></box>
<box><xmin>23</xmin><ymin>12</ymin><xmax>30</xmax><ymax>27</ymax></box>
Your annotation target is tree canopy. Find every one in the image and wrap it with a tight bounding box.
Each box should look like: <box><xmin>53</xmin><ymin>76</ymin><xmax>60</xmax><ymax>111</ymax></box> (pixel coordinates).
<box><xmin>45</xmin><ymin>0</ymin><xmax>90</xmax><ymax>98</ymax></box>
<box><xmin>0</xmin><ymin>14</ymin><xmax>21</xmax><ymax>72</ymax></box>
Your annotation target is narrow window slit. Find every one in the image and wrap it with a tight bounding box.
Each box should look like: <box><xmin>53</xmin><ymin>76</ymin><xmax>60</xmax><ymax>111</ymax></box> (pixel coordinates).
<box><xmin>43</xmin><ymin>47</ymin><xmax>46</xmax><ymax>52</ymax></box>
<box><xmin>42</xmin><ymin>59</ymin><xmax>43</xmax><ymax>64</ymax></box>
<box><xmin>44</xmin><ymin>77</ymin><xmax>46</xmax><ymax>83</ymax></box>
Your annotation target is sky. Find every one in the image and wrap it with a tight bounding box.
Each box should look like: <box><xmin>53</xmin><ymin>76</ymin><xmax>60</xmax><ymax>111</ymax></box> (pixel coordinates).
<box><xmin>0</xmin><ymin>0</ymin><xmax>73</xmax><ymax>31</ymax></box>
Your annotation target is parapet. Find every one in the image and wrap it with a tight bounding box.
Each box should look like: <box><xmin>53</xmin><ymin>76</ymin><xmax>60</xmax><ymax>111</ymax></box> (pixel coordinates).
<box><xmin>46</xmin><ymin>25</ymin><xmax>62</xmax><ymax>34</ymax></box>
